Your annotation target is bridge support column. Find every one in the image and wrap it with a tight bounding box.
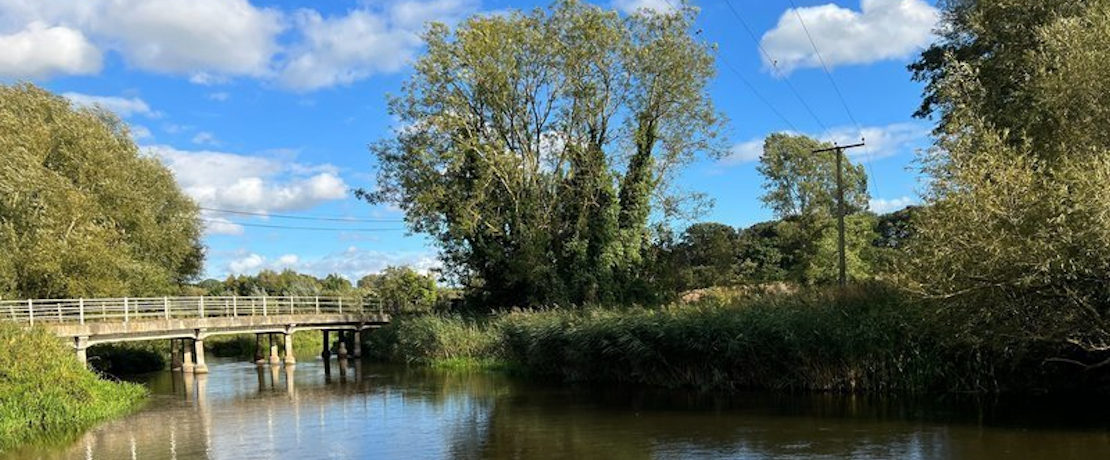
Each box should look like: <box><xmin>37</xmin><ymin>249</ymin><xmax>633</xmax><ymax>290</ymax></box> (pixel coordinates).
<box><xmin>321</xmin><ymin>330</ymin><xmax>331</xmax><ymax>359</ymax></box>
<box><xmin>193</xmin><ymin>337</ymin><xmax>209</xmax><ymax>374</ymax></box>
<box><xmin>75</xmin><ymin>336</ymin><xmax>89</xmax><ymax>367</ymax></box>
<box><xmin>283</xmin><ymin>332</ymin><xmax>296</xmax><ymax>365</ymax></box>
<box><xmin>268</xmin><ymin>333</ymin><xmax>281</xmax><ymax>365</ymax></box>
<box><xmin>171</xmin><ymin>339</ymin><xmax>183</xmax><ymax>371</ymax></box>
<box><xmin>254</xmin><ymin>334</ymin><xmax>266</xmax><ymax>365</ymax></box>
<box><xmin>352</xmin><ymin>330</ymin><xmax>362</xmax><ymax>358</ymax></box>
<box><xmin>182</xmin><ymin>340</ymin><xmax>195</xmax><ymax>373</ymax></box>
<box><xmin>337</xmin><ymin>335</ymin><xmax>348</xmax><ymax>359</ymax></box>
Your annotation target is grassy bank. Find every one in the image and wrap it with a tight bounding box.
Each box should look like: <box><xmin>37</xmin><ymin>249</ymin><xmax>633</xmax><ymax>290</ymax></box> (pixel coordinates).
<box><xmin>0</xmin><ymin>324</ymin><xmax>146</xmax><ymax>452</ymax></box>
<box><xmin>367</xmin><ymin>285</ymin><xmax>1076</xmax><ymax>394</ymax></box>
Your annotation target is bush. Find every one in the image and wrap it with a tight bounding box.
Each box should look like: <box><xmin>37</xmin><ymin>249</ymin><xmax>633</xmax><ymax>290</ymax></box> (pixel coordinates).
<box><xmin>0</xmin><ymin>324</ymin><xmax>146</xmax><ymax>451</ymax></box>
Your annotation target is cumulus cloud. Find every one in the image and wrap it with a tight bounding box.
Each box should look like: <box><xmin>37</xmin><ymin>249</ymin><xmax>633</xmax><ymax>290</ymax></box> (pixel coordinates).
<box><xmin>870</xmin><ymin>195</ymin><xmax>917</xmax><ymax>213</ymax></box>
<box><xmin>223</xmin><ymin>247</ymin><xmax>439</xmax><ymax>280</ymax></box>
<box><xmin>278</xmin><ymin>0</ymin><xmax>476</xmax><ymax>90</ymax></box>
<box><xmin>719</xmin><ymin>122</ymin><xmax>930</xmax><ymax>166</ymax></box>
<box><xmin>207</xmin><ymin>92</ymin><xmax>230</xmax><ymax>101</ymax></box>
<box><xmin>145</xmin><ymin>145</ymin><xmax>349</xmax><ymax>220</ymax></box>
<box><xmin>203</xmin><ymin>216</ymin><xmax>245</xmax><ymax>236</ymax></box>
<box><xmin>0</xmin><ymin>0</ymin><xmax>479</xmax><ymax>89</ymax></box>
<box><xmin>62</xmin><ymin>92</ymin><xmax>160</xmax><ymax>118</ymax></box>
<box><xmin>129</xmin><ymin>125</ymin><xmax>153</xmax><ymax>141</ymax></box>
<box><xmin>761</xmin><ymin>0</ymin><xmax>938</xmax><ymax>74</ymax></box>
<box><xmin>612</xmin><ymin>0</ymin><xmax>676</xmax><ymax>14</ymax></box>
<box><xmin>0</xmin><ymin>0</ymin><xmax>281</xmax><ymax>80</ymax></box>
<box><xmin>0</xmin><ymin>22</ymin><xmax>100</xmax><ymax>78</ymax></box>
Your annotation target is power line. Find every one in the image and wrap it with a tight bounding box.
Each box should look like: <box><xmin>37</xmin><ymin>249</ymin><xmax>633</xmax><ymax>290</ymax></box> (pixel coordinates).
<box><xmin>717</xmin><ymin>52</ymin><xmax>801</xmax><ymax>134</ymax></box>
<box><xmin>199</xmin><ymin>207</ymin><xmax>403</xmax><ymax>223</ymax></box>
<box><xmin>785</xmin><ymin>0</ymin><xmax>880</xmax><ymax>203</ymax></box>
<box><xmin>200</xmin><ymin>218</ymin><xmax>406</xmax><ymax>232</ymax></box>
<box><xmin>722</xmin><ymin>0</ymin><xmax>828</xmax><ymax>132</ymax></box>
<box><xmin>786</xmin><ymin>0</ymin><xmax>861</xmax><ymax>131</ymax></box>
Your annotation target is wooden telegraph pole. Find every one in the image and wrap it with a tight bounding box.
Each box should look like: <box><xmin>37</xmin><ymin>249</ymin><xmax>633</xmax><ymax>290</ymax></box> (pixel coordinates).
<box><xmin>811</xmin><ymin>141</ymin><xmax>865</xmax><ymax>287</ymax></box>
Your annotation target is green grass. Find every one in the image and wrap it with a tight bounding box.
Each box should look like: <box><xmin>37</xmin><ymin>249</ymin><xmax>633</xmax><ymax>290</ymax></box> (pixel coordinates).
<box><xmin>0</xmin><ymin>323</ymin><xmax>147</xmax><ymax>452</ymax></box>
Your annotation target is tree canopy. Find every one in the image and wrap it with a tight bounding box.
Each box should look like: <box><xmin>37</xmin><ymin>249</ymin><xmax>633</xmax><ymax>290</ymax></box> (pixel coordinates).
<box><xmin>0</xmin><ymin>84</ymin><xmax>204</xmax><ymax>299</ymax></box>
<box><xmin>363</xmin><ymin>0</ymin><xmax>722</xmax><ymax>307</ymax></box>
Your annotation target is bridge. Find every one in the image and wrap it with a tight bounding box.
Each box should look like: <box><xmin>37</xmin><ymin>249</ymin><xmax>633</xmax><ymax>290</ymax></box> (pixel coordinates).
<box><xmin>0</xmin><ymin>295</ymin><xmax>389</xmax><ymax>372</ymax></box>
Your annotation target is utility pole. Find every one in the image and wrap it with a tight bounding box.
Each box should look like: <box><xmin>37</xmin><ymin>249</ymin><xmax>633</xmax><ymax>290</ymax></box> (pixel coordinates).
<box><xmin>811</xmin><ymin>142</ymin><xmax>865</xmax><ymax>287</ymax></box>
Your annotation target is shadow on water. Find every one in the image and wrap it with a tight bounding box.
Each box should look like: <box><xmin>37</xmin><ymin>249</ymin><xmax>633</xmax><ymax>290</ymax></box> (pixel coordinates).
<box><xmin>6</xmin><ymin>357</ymin><xmax>1110</xmax><ymax>459</ymax></box>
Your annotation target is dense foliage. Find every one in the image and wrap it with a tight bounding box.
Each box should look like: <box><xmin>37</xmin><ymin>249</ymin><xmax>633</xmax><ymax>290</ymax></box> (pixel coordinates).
<box><xmin>364</xmin><ymin>0</ymin><xmax>723</xmax><ymax>307</ymax></box>
<box><xmin>0</xmin><ymin>83</ymin><xmax>204</xmax><ymax>299</ymax></box>
<box><xmin>0</xmin><ymin>324</ymin><xmax>145</xmax><ymax>451</ymax></box>
<box><xmin>906</xmin><ymin>0</ymin><xmax>1110</xmax><ymax>368</ymax></box>
<box><xmin>358</xmin><ymin>266</ymin><xmax>440</xmax><ymax>313</ymax></box>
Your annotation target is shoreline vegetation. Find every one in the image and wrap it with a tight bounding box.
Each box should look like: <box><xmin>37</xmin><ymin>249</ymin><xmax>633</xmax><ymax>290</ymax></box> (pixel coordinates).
<box><xmin>0</xmin><ymin>324</ymin><xmax>146</xmax><ymax>452</ymax></box>
<box><xmin>366</xmin><ymin>284</ymin><xmax>1097</xmax><ymax>395</ymax></box>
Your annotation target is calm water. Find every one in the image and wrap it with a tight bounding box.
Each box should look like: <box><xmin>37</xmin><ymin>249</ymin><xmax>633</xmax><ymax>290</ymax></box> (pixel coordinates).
<box><xmin>8</xmin><ymin>357</ymin><xmax>1110</xmax><ymax>459</ymax></box>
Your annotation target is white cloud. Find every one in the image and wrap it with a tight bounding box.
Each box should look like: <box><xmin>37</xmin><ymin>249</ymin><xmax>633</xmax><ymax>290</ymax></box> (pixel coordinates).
<box><xmin>612</xmin><ymin>0</ymin><xmax>677</xmax><ymax>14</ymax></box>
<box><xmin>0</xmin><ymin>0</ymin><xmax>283</xmax><ymax>80</ymax></box>
<box><xmin>0</xmin><ymin>0</ymin><xmax>479</xmax><ymax>89</ymax></box>
<box><xmin>203</xmin><ymin>216</ymin><xmax>245</xmax><ymax>236</ymax></box>
<box><xmin>228</xmin><ymin>253</ymin><xmax>265</xmax><ymax>272</ymax></box>
<box><xmin>207</xmin><ymin>92</ymin><xmax>230</xmax><ymax>101</ymax></box>
<box><xmin>870</xmin><ymin>195</ymin><xmax>917</xmax><ymax>213</ymax></box>
<box><xmin>720</xmin><ymin>122</ymin><xmax>929</xmax><ymax>166</ymax></box>
<box><xmin>129</xmin><ymin>125</ymin><xmax>153</xmax><ymax>140</ymax></box>
<box><xmin>720</xmin><ymin>138</ymin><xmax>765</xmax><ymax>166</ymax></box>
<box><xmin>0</xmin><ymin>22</ymin><xmax>100</xmax><ymax>78</ymax></box>
<box><xmin>223</xmin><ymin>247</ymin><xmax>439</xmax><ymax>280</ymax></box>
<box><xmin>145</xmin><ymin>145</ymin><xmax>349</xmax><ymax>221</ymax></box>
<box><xmin>62</xmin><ymin>92</ymin><xmax>159</xmax><ymax>118</ymax></box>
<box><xmin>191</xmin><ymin>131</ymin><xmax>219</xmax><ymax>146</ymax></box>
<box><xmin>278</xmin><ymin>1</ymin><xmax>476</xmax><ymax>90</ymax></box>
<box><xmin>760</xmin><ymin>0</ymin><xmax>938</xmax><ymax>74</ymax></box>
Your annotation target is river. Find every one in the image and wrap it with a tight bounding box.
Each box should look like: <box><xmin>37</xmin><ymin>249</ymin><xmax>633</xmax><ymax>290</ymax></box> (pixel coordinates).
<box><xmin>7</xmin><ymin>357</ymin><xmax>1110</xmax><ymax>459</ymax></box>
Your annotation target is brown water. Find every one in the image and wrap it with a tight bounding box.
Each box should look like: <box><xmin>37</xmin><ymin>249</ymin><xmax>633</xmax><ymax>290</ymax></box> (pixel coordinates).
<box><xmin>7</xmin><ymin>357</ymin><xmax>1110</xmax><ymax>459</ymax></box>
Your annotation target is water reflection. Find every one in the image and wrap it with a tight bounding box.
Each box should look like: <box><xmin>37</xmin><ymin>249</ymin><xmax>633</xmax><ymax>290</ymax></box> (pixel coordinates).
<box><xmin>7</xmin><ymin>358</ymin><xmax>1110</xmax><ymax>459</ymax></box>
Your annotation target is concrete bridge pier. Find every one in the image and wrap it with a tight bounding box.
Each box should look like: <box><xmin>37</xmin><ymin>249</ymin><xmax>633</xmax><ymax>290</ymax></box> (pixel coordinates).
<box><xmin>171</xmin><ymin>339</ymin><xmax>183</xmax><ymax>371</ymax></box>
<box><xmin>75</xmin><ymin>336</ymin><xmax>89</xmax><ymax>367</ymax></box>
<box><xmin>321</xmin><ymin>330</ymin><xmax>331</xmax><ymax>359</ymax></box>
<box><xmin>268</xmin><ymin>333</ymin><xmax>281</xmax><ymax>365</ymax></box>
<box><xmin>193</xmin><ymin>335</ymin><xmax>209</xmax><ymax>374</ymax></box>
<box><xmin>182</xmin><ymin>339</ymin><xmax>196</xmax><ymax>373</ymax></box>
<box><xmin>352</xmin><ymin>330</ymin><xmax>362</xmax><ymax>358</ymax></box>
<box><xmin>283</xmin><ymin>331</ymin><xmax>296</xmax><ymax>365</ymax></box>
<box><xmin>337</xmin><ymin>335</ymin><xmax>348</xmax><ymax>359</ymax></box>
<box><xmin>254</xmin><ymin>334</ymin><xmax>266</xmax><ymax>365</ymax></box>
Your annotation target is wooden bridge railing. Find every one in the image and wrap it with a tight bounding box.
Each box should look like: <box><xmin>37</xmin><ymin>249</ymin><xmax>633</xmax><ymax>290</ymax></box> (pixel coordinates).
<box><xmin>0</xmin><ymin>296</ymin><xmax>384</xmax><ymax>326</ymax></box>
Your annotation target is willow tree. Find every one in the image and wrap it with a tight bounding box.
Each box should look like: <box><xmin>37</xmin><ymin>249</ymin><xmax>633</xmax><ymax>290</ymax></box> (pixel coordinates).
<box><xmin>0</xmin><ymin>84</ymin><xmax>204</xmax><ymax>298</ymax></box>
<box><xmin>363</xmin><ymin>0</ymin><xmax>722</xmax><ymax>307</ymax></box>
<box><xmin>907</xmin><ymin>2</ymin><xmax>1110</xmax><ymax>367</ymax></box>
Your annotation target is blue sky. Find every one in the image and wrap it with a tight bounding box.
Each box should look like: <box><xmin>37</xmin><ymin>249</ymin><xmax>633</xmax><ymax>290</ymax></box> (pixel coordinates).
<box><xmin>0</xmin><ymin>0</ymin><xmax>938</xmax><ymax>280</ymax></box>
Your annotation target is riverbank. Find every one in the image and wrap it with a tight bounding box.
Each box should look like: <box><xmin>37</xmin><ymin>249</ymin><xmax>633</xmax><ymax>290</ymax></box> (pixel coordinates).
<box><xmin>367</xmin><ymin>284</ymin><xmax>1088</xmax><ymax>394</ymax></box>
<box><xmin>0</xmin><ymin>323</ymin><xmax>146</xmax><ymax>452</ymax></box>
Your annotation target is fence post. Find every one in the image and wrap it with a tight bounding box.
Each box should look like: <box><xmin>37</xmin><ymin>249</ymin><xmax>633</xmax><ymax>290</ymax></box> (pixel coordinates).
<box><xmin>164</xmin><ymin>296</ymin><xmax>170</xmax><ymax>319</ymax></box>
<box><xmin>57</xmin><ymin>301</ymin><xmax>62</xmax><ymax>322</ymax></box>
<box><xmin>262</xmin><ymin>296</ymin><xmax>268</xmax><ymax>316</ymax></box>
<box><xmin>290</xmin><ymin>296</ymin><xmax>294</xmax><ymax>315</ymax></box>
<box><xmin>315</xmin><ymin>296</ymin><xmax>320</xmax><ymax>314</ymax></box>
<box><xmin>28</xmin><ymin>299</ymin><xmax>33</xmax><ymax>325</ymax></box>
<box><xmin>79</xmin><ymin>298</ymin><xmax>85</xmax><ymax>324</ymax></box>
<box><xmin>199</xmin><ymin>297</ymin><xmax>205</xmax><ymax>318</ymax></box>
<box><xmin>338</xmin><ymin>297</ymin><xmax>343</xmax><ymax>314</ymax></box>
<box><xmin>233</xmin><ymin>297</ymin><xmax>238</xmax><ymax>317</ymax></box>
<box><xmin>123</xmin><ymin>297</ymin><xmax>129</xmax><ymax>323</ymax></box>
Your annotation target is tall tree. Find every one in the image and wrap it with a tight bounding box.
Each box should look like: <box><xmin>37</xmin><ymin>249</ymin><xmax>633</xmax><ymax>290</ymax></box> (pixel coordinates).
<box><xmin>907</xmin><ymin>1</ymin><xmax>1110</xmax><ymax>364</ymax></box>
<box><xmin>0</xmin><ymin>84</ymin><xmax>203</xmax><ymax>298</ymax></box>
<box><xmin>363</xmin><ymin>0</ymin><xmax>723</xmax><ymax>307</ymax></box>
<box><xmin>757</xmin><ymin>133</ymin><xmax>869</xmax><ymax>222</ymax></box>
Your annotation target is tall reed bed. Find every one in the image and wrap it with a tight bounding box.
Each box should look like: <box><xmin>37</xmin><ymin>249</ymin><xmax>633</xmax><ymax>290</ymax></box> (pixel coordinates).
<box><xmin>371</xmin><ymin>285</ymin><xmax>968</xmax><ymax>392</ymax></box>
<box><xmin>0</xmin><ymin>323</ymin><xmax>146</xmax><ymax>452</ymax></box>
